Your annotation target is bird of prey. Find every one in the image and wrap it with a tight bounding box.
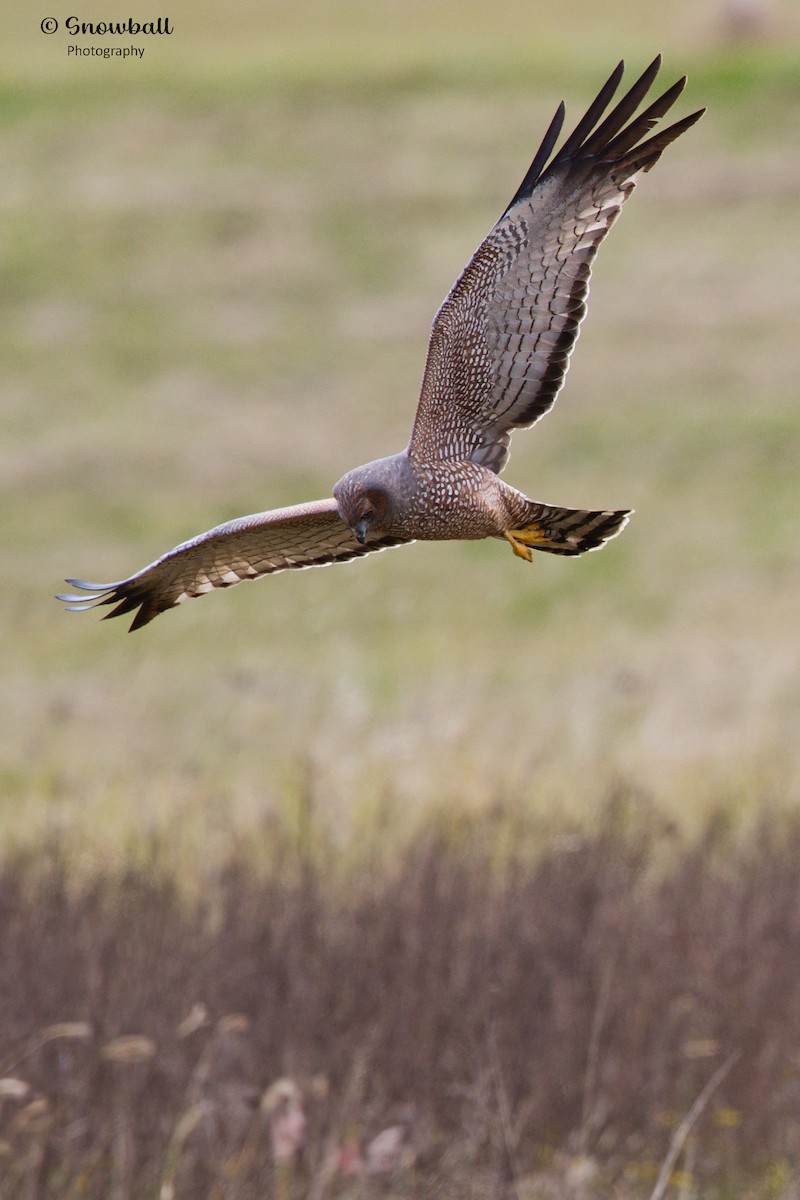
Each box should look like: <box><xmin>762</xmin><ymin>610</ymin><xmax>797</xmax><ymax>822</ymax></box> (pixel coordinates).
<box><xmin>59</xmin><ymin>57</ymin><xmax>703</xmax><ymax>631</ymax></box>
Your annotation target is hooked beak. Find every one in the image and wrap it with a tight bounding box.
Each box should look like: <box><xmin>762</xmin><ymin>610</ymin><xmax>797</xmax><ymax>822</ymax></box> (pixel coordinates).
<box><xmin>352</xmin><ymin>518</ymin><xmax>370</xmax><ymax>545</ymax></box>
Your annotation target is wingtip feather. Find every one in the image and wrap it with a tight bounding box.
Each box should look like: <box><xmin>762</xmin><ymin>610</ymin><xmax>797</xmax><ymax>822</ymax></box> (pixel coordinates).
<box><xmin>556</xmin><ymin>59</ymin><xmax>626</xmax><ymax>158</ymax></box>
<box><xmin>64</xmin><ymin>577</ymin><xmax>117</xmax><ymax>592</ymax></box>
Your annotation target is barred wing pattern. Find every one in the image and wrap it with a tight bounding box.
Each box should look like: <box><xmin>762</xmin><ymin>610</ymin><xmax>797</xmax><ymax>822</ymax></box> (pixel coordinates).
<box><xmin>58</xmin><ymin>499</ymin><xmax>410</xmax><ymax>631</ymax></box>
<box><xmin>408</xmin><ymin>57</ymin><xmax>704</xmax><ymax>474</ymax></box>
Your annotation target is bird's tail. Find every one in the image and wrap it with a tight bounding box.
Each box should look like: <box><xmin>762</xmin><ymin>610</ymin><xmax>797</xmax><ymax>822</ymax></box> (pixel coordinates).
<box><xmin>504</xmin><ymin>502</ymin><xmax>631</xmax><ymax>560</ymax></box>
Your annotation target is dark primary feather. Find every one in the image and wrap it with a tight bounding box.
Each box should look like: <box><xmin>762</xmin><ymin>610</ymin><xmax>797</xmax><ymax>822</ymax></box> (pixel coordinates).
<box><xmin>578</xmin><ymin>58</ymin><xmax>662</xmax><ymax>154</ymax></box>
<box><xmin>408</xmin><ymin>56</ymin><xmax>704</xmax><ymax>475</ymax></box>
<box><xmin>501</xmin><ymin>101</ymin><xmax>566</xmax><ymax>218</ymax></box>
<box><xmin>546</xmin><ymin>59</ymin><xmax>627</xmax><ymax>165</ymax></box>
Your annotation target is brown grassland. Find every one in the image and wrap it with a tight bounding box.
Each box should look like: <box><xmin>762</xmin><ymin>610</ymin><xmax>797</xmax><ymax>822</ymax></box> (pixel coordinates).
<box><xmin>1</xmin><ymin>0</ymin><xmax>800</xmax><ymax>1194</ymax></box>
<box><xmin>3</xmin><ymin>809</ymin><xmax>800</xmax><ymax>1199</ymax></box>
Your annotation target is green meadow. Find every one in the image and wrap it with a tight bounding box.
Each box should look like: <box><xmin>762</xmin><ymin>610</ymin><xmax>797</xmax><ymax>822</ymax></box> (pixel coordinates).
<box><xmin>1</xmin><ymin>1</ymin><xmax>799</xmax><ymax>1192</ymax></box>
<box><xmin>3</xmin><ymin>7</ymin><xmax>798</xmax><ymax>856</ymax></box>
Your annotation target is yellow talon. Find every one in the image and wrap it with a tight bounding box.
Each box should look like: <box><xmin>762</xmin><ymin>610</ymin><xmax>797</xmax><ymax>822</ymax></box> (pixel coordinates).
<box><xmin>504</xmin><ymin>531</ymin><xmax>534</xmax><ymax>561</ymax></box>
<box><xmin>505</xmin><ymin>522</ymin><xmax>555</xmax><ymax>560</ymax></box>
<box><xmin>514</xmin><ymin>522</ymin><xmax>553</xmax><ymax>545</ymax></box>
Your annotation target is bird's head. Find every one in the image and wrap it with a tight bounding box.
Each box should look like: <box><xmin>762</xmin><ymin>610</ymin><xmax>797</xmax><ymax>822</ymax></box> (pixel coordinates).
<box><xmin>333</xmin><ymin>464</ymin><xmax>394</xmax><ymax>545</ymax></box>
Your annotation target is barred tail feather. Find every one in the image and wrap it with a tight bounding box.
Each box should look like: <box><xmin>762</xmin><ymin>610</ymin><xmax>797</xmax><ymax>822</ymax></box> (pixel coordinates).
<box><xmin>518</xmin><ymin>503</ymin><xmax>632</xmax><ymax>556</ymax></box>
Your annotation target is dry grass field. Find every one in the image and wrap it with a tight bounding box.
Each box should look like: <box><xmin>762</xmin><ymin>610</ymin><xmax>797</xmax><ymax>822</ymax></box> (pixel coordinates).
<box><xmin>3</xmin><ymin>814</ymin><xmax>800</xmax><ymax>1200</ymax></box>
<box><xmin>1</xmin><ymin>0</ymin><xmax>800</xmax><ymax>1193</ymax></box>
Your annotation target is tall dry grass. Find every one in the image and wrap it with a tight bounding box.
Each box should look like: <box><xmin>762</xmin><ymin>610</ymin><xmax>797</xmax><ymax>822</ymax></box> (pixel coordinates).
<box><xmin>2</xmin><ymin>799</ymin><xmax>800</xmax><ymax>1198</ymax></box>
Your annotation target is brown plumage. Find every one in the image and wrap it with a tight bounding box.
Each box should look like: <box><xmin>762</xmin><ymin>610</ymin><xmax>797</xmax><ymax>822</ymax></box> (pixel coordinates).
<box><xmin>59</xmin><ymin>58</ymin><xmax>703</xmax><ymax>631</ymax></box>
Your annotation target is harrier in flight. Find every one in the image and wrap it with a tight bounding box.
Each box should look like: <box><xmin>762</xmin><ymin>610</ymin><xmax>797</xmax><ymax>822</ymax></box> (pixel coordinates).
<box><xmin>60</xmin><ymin>57</ymin><xmax>703</xmax><ymax>630</ymax></box>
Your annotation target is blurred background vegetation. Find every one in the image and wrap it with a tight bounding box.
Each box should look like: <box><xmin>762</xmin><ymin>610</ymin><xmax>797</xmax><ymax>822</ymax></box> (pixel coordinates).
<box><xmin>2</xmin><ymin>0</ymin><xmax>798</xmax><ymax>862</ymax></box>
<box><xmin>2</xmin><ymin>1</ymin><xmax>800</xmax><ymax>1194</ymax></box>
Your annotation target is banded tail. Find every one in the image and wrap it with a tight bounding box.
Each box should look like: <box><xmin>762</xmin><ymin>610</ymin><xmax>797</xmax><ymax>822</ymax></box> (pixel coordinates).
<box><xmin>504</xmin><ymin>503</ymin><xmax>631</xmax><ymax>561</ymax></box>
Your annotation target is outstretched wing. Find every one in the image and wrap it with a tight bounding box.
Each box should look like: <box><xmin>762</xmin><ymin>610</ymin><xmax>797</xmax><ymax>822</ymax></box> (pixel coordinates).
<box><xmin>58</xmin><ymin>498</ymin><xmax>410</xmax><ymax>631</ymax></box>
<box><xmin>408</xmin><ymin>56</ymin><xmax>704</xmax><ymax>474</ymax></box>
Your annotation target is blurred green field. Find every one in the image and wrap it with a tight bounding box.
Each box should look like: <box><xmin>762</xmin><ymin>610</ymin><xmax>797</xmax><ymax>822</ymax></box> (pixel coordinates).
<box><xmin>2</xmin><ymin>0</ymin><xmax>799</xmax><ymax>864</ymax></box>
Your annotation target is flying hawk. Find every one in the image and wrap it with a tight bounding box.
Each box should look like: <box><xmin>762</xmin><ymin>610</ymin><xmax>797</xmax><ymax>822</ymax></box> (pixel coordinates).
<box><xmin>59</xmin><ymin>57</ymin><xmax>703</xmax><ymax>631</ymax></box>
